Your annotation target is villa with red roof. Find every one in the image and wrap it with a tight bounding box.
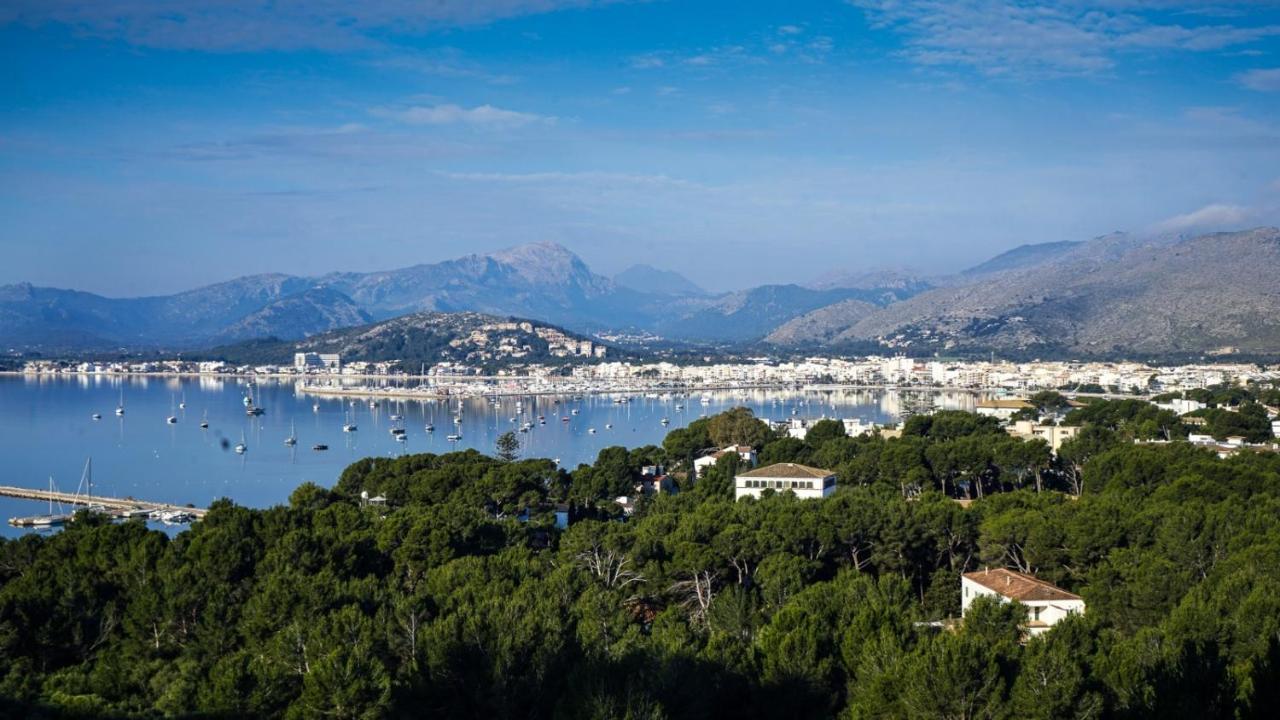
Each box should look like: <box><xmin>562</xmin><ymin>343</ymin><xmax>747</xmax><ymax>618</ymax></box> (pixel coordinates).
<box><xmin>961</xmin><ymin>568</ymin><xmax>1085</xmax><ymax>636</ymax></box>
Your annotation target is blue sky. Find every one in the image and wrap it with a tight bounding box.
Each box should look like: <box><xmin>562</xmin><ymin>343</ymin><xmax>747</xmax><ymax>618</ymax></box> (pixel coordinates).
<box><xmin>2</xmin><ymin>0</ymin><xmax>1280</xmax><ymax>295</ymax></box>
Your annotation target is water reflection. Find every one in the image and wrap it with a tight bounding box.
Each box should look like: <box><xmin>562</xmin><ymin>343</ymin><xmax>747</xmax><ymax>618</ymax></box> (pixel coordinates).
<box><xmin>1</xmin><ymin>375</ymin><xmax>980</xmax><ymax>536</ymax></box>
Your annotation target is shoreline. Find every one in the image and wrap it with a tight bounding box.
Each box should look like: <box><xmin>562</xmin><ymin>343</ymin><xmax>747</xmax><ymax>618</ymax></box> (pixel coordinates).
<box><xmin>2</xmin><ymin>371</ymin><xmax>1151</xmax><ymax>401</ymax></box>
<box><xmin>295</xmin><ymin>381</ymin><xmax>996</xmax><ymax>401</ymax></box>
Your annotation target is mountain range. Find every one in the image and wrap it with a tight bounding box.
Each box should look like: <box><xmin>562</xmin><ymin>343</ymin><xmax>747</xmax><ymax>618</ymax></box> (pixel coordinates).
<box><xmin>0</xmin><ymin>242</ymin><xmax>916</xmax><ymax>352</ymax></box>
<box><xmin>4</xmin><ymin>228</ymin><xmax>1278</xmax><ymax>359</ymax></box>
<box><xmin>767</xmin><ymin>227</ymin><xmax>1280</xmax><ymax>358</ymax></box>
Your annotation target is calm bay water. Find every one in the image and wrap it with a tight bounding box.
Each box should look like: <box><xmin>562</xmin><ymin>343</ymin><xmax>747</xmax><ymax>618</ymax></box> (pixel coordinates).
<box><xmin>0</xmin><ymin>375</ymin><xmax>978</xmax><ymax>537</ymax></box>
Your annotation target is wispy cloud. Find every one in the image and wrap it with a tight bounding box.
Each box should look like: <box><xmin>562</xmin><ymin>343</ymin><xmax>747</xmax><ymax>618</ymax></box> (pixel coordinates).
<box><xmin>0</xmin><ymin>0</ymin><xmax>621</xmax><ymax>51</ymax></box>
<box><xmin>437</xmin><ymin>170</ymin><xmax>709</xmax><ymax>190</ymax></box>
<box><xmin>849</xmin><ymin>1</ymin><xmax>1280</xmax><ymax>77</ymax></box>
<box><xmin>630</xmin><ymin>45</ymin><xmax>763</xmax><ymax>70</ymax></box>
<box><xmin>372</xmin><ymin>52</ymin><xmax>519</xmax><ymax>85</ymax></box>
<box><xmin>165</xmin><ymin>123</ymin><xmax>470</xmax><ymax>162</ymax></box>
<box><xmin>1237</xmin><ymin>67</ymin><xmax>1280</xmax><ymax>92</ymax></box>
<box><xmin>371</xmin><ymin>104</ymin><xmax>555</xmax><ymax>128</ymax></box>
<box><xmin>1152</xmin><ymin>202</ymin><xmax>1254</xmax><ymax>233</ymax></box>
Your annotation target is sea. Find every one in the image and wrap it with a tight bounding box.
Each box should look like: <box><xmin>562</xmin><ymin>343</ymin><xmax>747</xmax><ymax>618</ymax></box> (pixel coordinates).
<box><xmin>0</xmin><ymin>374</ymin><xmax>980</xmax><ymax>538</ymax></box>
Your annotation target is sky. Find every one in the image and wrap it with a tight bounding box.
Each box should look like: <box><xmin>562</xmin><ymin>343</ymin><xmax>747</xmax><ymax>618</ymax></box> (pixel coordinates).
<box><xmin>2</xmin><ymin>0</ymin><xmax>1280</xmax><ymax>296</ymax></box>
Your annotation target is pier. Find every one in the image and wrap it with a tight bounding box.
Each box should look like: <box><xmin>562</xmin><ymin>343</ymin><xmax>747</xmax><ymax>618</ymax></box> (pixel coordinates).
<box><xmin>1</xmin><ymin>485</ymin><xmax>208</xmax><ymax>521</ymax></box>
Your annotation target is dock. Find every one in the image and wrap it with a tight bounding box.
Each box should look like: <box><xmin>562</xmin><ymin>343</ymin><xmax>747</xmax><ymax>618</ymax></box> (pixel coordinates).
<box><xmin>0</xmin><ymin>485</ymin><xmax>208</xmax><ymax>522</ymax></box>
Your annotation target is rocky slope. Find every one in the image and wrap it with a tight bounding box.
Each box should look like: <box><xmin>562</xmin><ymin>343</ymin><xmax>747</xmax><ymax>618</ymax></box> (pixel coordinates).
<box><xmin>764</xmin><ymin>299</ymin><xmax>882</xmax><ymax>345</ymax></box>
<box><xmin>769</xmin><ymin>227</ymin><xmax>1280</xmax><ymax>357</ymax></box>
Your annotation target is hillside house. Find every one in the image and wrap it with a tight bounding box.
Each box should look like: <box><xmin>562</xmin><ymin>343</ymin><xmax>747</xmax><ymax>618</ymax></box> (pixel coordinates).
<box><xmin>976</xmin><ymin>398</ymin><xmax>1034</xmax><ymax>421</ymax></box>
<box><xmin>734</xmin><ymin>463</ymin><xmax>836</xmax><ymax>500</ymax></box>
<box><xmin>961</xmin><ymin>568</ymin><xmax>1085</xmax><ymax>636</ymax></box>
<box><xmin>693</xmin><ymin>445</ymin><xmax>758</xmax><ymax>477</ymax></box>
<box><xmin>1005</xmin><ymin>421</ymin><xmax>1081</xmax><ymax>453</ymax></box>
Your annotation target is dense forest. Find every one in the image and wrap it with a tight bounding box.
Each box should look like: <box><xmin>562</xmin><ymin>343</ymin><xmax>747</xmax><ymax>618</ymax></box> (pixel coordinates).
<box><xmin>2</xmin><ymin>396</ymin><xmax>1280</xmax><ymax>718</ymax></box>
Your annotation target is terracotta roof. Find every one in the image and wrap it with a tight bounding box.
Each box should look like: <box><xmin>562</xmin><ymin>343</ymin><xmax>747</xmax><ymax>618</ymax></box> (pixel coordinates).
<box><xmin>977</xmin><ymin>399</ymin><xmax>1034</xmax><ymax>410</ymax></box>
<box><xmin>962</xmin><ymin>568</ymin><xmax>1081</xmax><ymax>602</ymax></box>
<box><xmin>737</xmin><ymin>463</ymin><xmax>834</xmax><ymax>479</ymax></box>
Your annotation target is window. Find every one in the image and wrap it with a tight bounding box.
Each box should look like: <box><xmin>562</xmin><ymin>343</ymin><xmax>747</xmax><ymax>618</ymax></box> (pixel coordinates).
<box><xmin>1032</xmin><ymin>607</ymin><xmax>1042</xmax><ymax>621</ymax></box>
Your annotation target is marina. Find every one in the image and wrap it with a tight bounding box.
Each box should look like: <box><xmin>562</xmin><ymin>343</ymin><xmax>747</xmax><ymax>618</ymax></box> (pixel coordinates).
<box><xmin>0</xmin><ymin>373</ymin><xmax>980</xmax><ymax>537</ymax></box>
<box><xmin>3</xmin><ymin>485</ymin><xmax>207</xmax><ymax>525</ymax></box>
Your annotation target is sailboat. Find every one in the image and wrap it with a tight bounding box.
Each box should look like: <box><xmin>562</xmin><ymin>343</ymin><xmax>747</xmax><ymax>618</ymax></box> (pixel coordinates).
<box><xmin>234</xmin><ymin>432</ymin><xmax>247</xmax><ymax>454</ymax></box>
<box><xmin>178</xmin><ymin>391</ymin><xmax>187</xmax><ymax>410</ymax></box>
<box><xmin>342</xmin><ymin>408</ymin><xmax>357</xmax><ymax>432</ymax></box>
<box><xmin>76</xmin><ymin>457</ymin><xmax>105</xmax><ymax>514</ymax></box>
<box><xmin>284</xmin><ymin>420</ymin><xmax>297</xmax><ymax>446</ymax></box>
<box><xmin>115</xmin><ymin>387</ymin><xmax>125</xmax><ymax>416</ymax></box>
<box><xmin>166</xmin><ymin>395</ymin><xmax>178</xmax><ymax>424</ymax></box>
<box><xmin>200</xmin><ymin>410</ymin><xmax>209</xmax><ymax>429</ymax></box>
<box><xmin>244</xmin><ymin>380</ymin><xmax>264</xmax><ymax>416</ymax></box>
<box><xmin>8</xmin><ymin>476</ymin><xmax>71</xmax><ymax>527</ymax></box>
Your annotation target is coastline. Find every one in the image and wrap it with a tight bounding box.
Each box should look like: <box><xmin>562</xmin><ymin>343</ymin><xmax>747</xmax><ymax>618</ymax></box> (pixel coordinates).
<box><xmin>2</xmin><ymin>371</ymin><xmax>1153</xmax><ymax>401</ymax></box>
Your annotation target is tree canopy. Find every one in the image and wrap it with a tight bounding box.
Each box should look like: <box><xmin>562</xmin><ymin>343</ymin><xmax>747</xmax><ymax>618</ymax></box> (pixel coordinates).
<box><xmin>2</xmin><ymin>404</ymin><xmax>1280</xmax><ymax>718</ymax></box>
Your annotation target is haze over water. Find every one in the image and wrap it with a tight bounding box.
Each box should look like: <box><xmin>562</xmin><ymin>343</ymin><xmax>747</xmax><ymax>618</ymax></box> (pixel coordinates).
<box><xmin>0</xmin><ymin>375</ymin><xmax>980</xmax><ymax>537</ymax></box>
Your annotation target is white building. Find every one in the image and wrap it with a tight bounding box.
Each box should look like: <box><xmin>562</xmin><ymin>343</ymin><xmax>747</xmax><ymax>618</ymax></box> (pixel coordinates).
<box><xmin>1005</xmin><ymin>421</ymin><xmax>1081</xmax><ymax>453</ymax></box>
<box><xmin>694</xmin><ymin>445</ymin><xmax>758</xmax><ymax>477</ymax></box>
<box><xmin>961</xmin><ymin>568</ymin><xmax>1085</xmax><ymax>636</ymax></box>
<box><xmin>841</xmin><ymin>418</ymin><xmax>881</xmax><ymax>437</ymax></box>
<box><xmin>734</xmin><ymin>463</ymin><xmax>836</xmax><ymax>500</ymax></box>
<box><xmin>294</xmin><ymin>352</ymin><xmax>341</xmax><ymax>372</ymax></box>
<box><xmin>1155</xmin><ymin>398</ymin><xmax>1206</xmax><ymax>416</ymax></box>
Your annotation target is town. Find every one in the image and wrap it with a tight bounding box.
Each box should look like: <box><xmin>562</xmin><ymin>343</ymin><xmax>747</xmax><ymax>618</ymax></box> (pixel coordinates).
<box><xmin>19</xmin><ymin>352</ymin><xmax>1280</xmax><ymax>397</ymax></box>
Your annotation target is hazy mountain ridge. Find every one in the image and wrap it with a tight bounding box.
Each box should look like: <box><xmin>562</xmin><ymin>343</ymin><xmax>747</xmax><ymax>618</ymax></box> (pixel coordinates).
<box><xmin>0</xmin><ymin>241</ymin><xmax>924</xmax><ymax>350</ymax></box>
<box><xmin>208</xmin><ymin>288</ymin><xmax>371</xmax><ymax>344</ymax></box>
<box><xmin>956</xmin><ymin>240</ymin><xmax>1082</xmax><ymax>279</ymax></box>
<box><xmin>613</xmin><ymin>264</ymin><xmax>707</xmax><ymax>297</ymax></box>
<box><xmin>652</xmin><ymin>285</ymin><xmax>886</xmax><ymax>342</ymax></box>
<box><xmin>769</xmin><ymin>227</ymin><xmax>1280</xmax><ymax>357</ymax></box>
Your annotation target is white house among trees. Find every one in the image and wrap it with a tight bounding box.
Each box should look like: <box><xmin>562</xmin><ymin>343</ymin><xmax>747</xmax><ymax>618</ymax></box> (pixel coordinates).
<box><xmin>961</xmin><ymin>568</ymin><xmax>1085</xmax><ymax>636</ymax></box>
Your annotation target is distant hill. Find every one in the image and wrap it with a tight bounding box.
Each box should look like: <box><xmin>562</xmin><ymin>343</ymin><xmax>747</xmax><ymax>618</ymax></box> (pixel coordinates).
<box><xmin>207</xmin><ymin>288</ymin><xmax>370</xmax><ymax>344</ymax></box>
<box><xmin>764</xmin><ymin>299</ymin><xmax>882</xmax><ymax>345</ymax></box>
<box><xmin>808</xmin><ymin>268</ymin><xmax>932</xmax><ymax>296</ymax></box>
<box><xmin>652</xmin><ymin>285</ymin><xmax>884</xmax><ymax>343</ymax></box>
<box><xmin>957</xmin><ymin>240</ymin><xmax>1082</xmax><ymax>278</ymax></box>
<box><xmin>207</xmin><ymin>311</ymin><xmax>612</xmax><ymax>369</ymax></box>
<box><xmin>766</xmin><ymin>227</ymin><xmax>1280</xmax><ymax>358</ymax></box>
<box><xmin>0</xmin><ymin>275</ymin><xmax>333</xmax><ymax>351</ymax></box>
<box><xmin>613</xmin><ymin>264</ymin><xmax>707</xmax><ymax>297</ymax></box>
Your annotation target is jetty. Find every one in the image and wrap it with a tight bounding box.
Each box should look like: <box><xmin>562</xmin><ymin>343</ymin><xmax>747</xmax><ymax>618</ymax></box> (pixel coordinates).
<box><xmin>2</xmin><ymin>485</ymin><xmax>208</xmax><ymax>524</ymax></box>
